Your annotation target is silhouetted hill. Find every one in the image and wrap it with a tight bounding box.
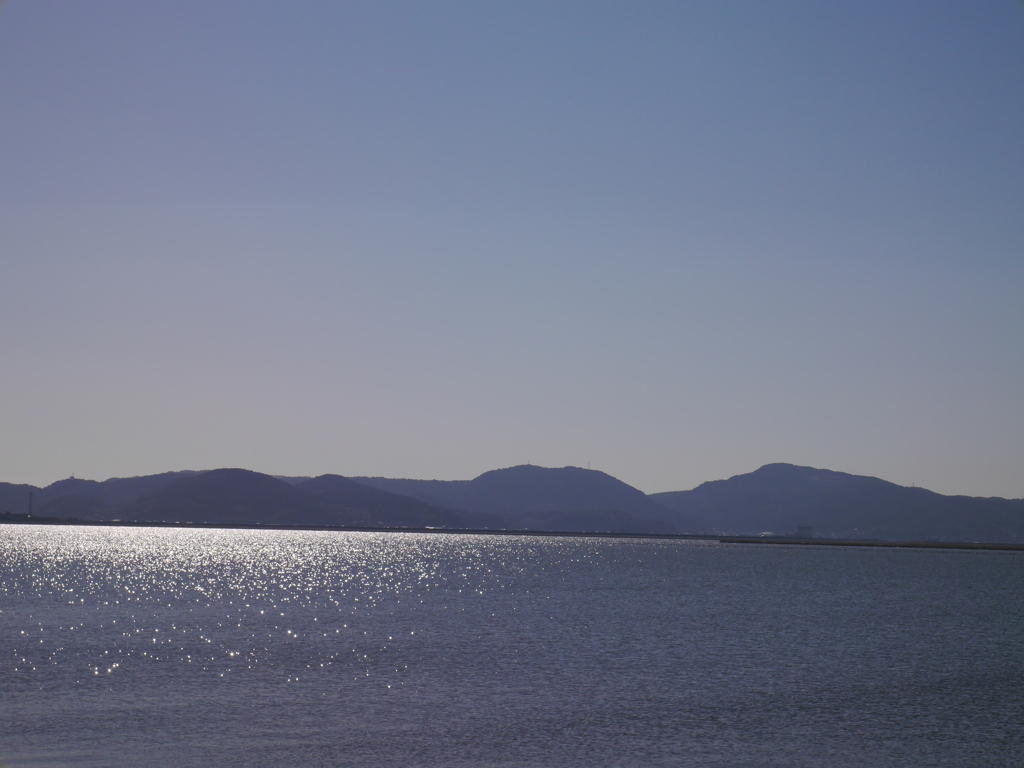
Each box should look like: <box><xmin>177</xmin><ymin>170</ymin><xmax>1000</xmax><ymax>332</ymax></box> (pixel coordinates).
<box><xmin>88</xmin><ymin>471</ymin><xmax>204</xmax><ymax>503</ymax></box>
<box><xmin>353</xmin><ymin>465</ymin><xmax>692</xmax><ymax>533</ymax></box>
<box><xmin>113</xmin><ymin>469</ymin><xmax>484</xmax><ymax>528</ymax></box>
<box><xmin>468</xmin><ymin>465</ymin><xmax>668</xmax><ymax>517</ymax></box>
<box><xmin>0</xmin><ymin>469</ymin><xmax>492</xmax><ymax>530</ymax></box>
<box><xmin>35</xmin><ymin>478</ymin><xmax>108</xmax><ymax>505</ymax></box>
<box><xmin>117</xmin><ymin>469</ymin><xmax>328</xmax><ymax>525</ymax></box>
<box><xmin>37</xmin><ymin>494</ymin><xmax>114</xmax><ymax>519</ymax></box>
<box><xmin>0</xmin><ymin>483</ymin><xmax>38</xmax><ymax>514</ymax></box>
<box><xmin>295</xmin><ymin>474</ymin><xmax>497</xmax><ymax>528</ymax></box>
<box><xmin>2</xmin><ymin>475</ymin><xmax>198</xmax><ymax>518</ymax></box>
<box><xmin>346</xmin><ymin>477</ymin><xmax>469</xmax><ymax>509</ymax></box>
<box><xmin>651</xmin><ymin>463</ymin><xmax>1024</xmax><ymax>542</ymax></box>
<box><xmin>1</xmin><ymin>471</ymin><xmax>203</xmax><ymax>512</ymax></box>
<box><xmin>6</xmin><ymin>463</ymin><xmax>1022</xmax><ymax>542</ymax></box>
<box><xmin>275</xmin><ymin>476</ymin><xmax>313</xmax><ymax>485</ymax></box>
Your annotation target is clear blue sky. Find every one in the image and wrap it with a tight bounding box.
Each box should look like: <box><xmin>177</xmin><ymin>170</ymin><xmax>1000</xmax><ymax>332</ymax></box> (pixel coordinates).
<box><xmin>2</xmin><ymin>1</ymin><xmax>1022</xmax><ymax>496</ymax></box>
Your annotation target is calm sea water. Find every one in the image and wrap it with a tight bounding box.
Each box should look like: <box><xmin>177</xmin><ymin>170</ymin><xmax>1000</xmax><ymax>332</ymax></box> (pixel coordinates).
<box><xmin>2</xmin><ymin>525</ymin><xmax>1023</xmax><ymax>768</ymax></box>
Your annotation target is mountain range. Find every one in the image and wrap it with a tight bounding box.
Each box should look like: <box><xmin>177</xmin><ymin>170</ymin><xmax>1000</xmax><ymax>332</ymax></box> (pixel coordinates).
<box><xmin>2</xmin><ymin>463</ymin><xmax>1023</xmax><ymax>543</ymax></box>
<box><xmin>651</xmin><ymin>463</ymin><xmax>1024</xmax><ymax>543</ymax></box>
<box><xmin>350</xmin><ymin>465</ymin><xmax>689</xmax><ymax>533</ymax></box>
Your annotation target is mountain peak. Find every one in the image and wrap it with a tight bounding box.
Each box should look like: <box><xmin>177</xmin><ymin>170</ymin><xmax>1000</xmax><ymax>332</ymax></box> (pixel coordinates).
<box><xmin>652</xmin><ymin>464</ymin><xmax>1024</xmax><ymax>541</ymax></box>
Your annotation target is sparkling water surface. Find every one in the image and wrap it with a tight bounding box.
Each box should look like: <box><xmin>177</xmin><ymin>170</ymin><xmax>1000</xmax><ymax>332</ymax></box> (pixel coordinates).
<box><xmin>2</xmin><ymin>525</ymin><xmax>1023</xmax><ymax>767</ymax></box>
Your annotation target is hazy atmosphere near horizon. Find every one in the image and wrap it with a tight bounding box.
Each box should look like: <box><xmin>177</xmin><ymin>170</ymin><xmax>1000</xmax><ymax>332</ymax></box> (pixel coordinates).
<box><xmin>1</xmin><ymin>2</ymin><xmax>1022</xmax><ymax>497</ymax></box>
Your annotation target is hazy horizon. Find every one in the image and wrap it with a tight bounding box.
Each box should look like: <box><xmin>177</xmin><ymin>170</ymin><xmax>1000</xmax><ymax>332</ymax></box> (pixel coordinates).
<box><xmin>2</xmin><ymin>2</ymin><xmax>1022</xmax><ymax>497</ymax></box>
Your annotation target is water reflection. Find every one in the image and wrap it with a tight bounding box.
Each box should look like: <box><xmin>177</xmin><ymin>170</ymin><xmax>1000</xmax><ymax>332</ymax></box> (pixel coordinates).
<box><xmin>2</xmin><ymin>525</ymin><xmax>1023</xmax><ymax>768</ymax></box>
<box><xmin>2</xmin><ymin>527</ymin><xmax>620</xmax><ymax>689</ymax></box>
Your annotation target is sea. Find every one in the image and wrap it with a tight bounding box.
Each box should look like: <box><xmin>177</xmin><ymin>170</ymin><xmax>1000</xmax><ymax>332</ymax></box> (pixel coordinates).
<box><xmin>1</xmin><ymin>525</ymin><xmax>1022</xmax><ymax>768</ymax></box>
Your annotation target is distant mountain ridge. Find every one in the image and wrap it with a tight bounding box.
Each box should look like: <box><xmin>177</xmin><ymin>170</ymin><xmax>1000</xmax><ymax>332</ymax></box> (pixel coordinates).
<box><xmin>651</xmin><ymin>463</ymin><xmax>1024</xmax><ymax>542</ymax></box>
<box><xmin>0</xmin><ymin>471</ymin><xmax>203</xmax><ymax>512</ymax></box>
<box><xmin>0</xmin><ymin>469</ymin><xmax>488</xmax><ymax>530</ymax></box>
<box><xmin>293</xmin><ymin>474</ymin><xmax>500</xmax><ymax>529</ymax></box>
<box><xmin>352</xmin><ymin>464</ymin><xmax>693</xmax><ymax>534</ymax></box>
<box><xmin>3</xmin><ymin>462</ymin><xmax>1023</xmax><ymax>542</ymax></box>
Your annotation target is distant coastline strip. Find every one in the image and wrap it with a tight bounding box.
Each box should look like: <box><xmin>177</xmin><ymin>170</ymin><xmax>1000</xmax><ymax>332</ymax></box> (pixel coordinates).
<box><xmin>716</xmin><ymin>536</ymin><xmax>1024</xmax><ymax>552</ymax></box>
<box><xmin>2</xmin><ymin>514</ymin><xmax>1023</xmax><ymax>552</ymax></box>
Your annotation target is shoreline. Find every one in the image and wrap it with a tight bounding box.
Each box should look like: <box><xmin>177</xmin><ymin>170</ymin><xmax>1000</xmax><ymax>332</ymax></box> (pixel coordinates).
<box><xmin>2</xmin><ymin>514</ymin><xmax>1023</xmax><ymax>551</ymax></box>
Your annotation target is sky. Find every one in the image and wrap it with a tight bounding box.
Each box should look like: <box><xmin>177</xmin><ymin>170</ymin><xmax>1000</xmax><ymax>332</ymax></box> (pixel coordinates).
<box><xmin>1</xmin><ymin>1</ymin><xmax>1022</xmax><ymax>497</ymax></box>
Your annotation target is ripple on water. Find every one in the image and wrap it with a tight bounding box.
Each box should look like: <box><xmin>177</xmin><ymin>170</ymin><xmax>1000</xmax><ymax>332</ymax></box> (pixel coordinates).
<box><xmin>1</xmin><ymin>524</ymin><xmax>1023</xmax><ymax>768</ymax></box>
